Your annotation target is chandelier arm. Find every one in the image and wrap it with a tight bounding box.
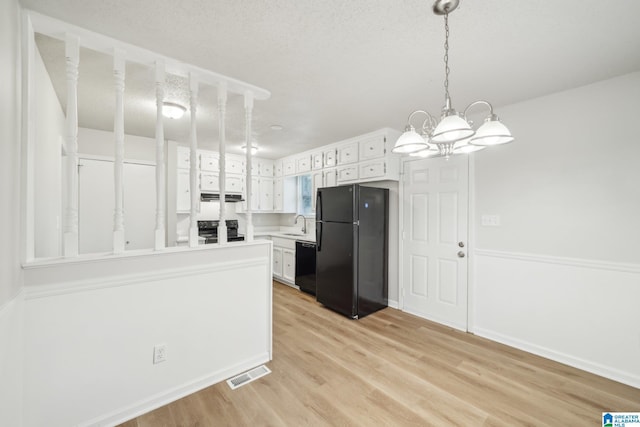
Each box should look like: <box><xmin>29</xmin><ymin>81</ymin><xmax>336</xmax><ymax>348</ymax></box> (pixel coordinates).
<box><xmin>407</xmin><ymin>110</ymin><xmax>437</xmax><ymax>132</ymax></box>
<box><xmin>462</xmin><ymin>100</ymin><xmax>495</xmax><ymax>121</ymax></box>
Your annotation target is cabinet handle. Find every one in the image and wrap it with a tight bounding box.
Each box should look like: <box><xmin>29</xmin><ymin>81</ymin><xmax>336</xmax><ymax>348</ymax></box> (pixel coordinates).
<box><xmin>369</xmin><ymin>146</ymin><xmax>374</xmax><ymax>150</ymax></box>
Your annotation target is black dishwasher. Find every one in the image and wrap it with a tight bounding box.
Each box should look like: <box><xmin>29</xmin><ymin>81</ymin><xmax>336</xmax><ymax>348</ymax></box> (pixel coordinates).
<box><xmin>295</xmin><ymin>241</ymin><xmax>317</xmax><ymax>295</ymax></box>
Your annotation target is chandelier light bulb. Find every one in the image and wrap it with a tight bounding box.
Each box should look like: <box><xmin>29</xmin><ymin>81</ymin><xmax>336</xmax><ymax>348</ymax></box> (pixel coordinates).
<box><xmin>392</xmin><ymin>126</ymin><xmax>429</xmax><ymax>154</ymax></box>
<box><xmin>470</xmin><ymin>118</ymin><xmax>515</xmax><ymax>146</ymax></box>
<box><xmin>431</xmin><ymin>114</ymin><xmax>475</xmax><ymax>144</ymax></box>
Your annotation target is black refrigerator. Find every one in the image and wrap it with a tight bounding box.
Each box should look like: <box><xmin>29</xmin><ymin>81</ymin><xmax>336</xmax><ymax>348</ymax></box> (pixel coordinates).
<box><xmin>315</xmin><ymin>184</ymin><xmax>388</xmax><ymax>319</ymax></box>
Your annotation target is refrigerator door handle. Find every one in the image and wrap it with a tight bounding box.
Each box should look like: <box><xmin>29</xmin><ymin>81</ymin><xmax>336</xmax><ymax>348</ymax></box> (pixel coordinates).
<box><xmin>316</xmin><ymin>190</ymin><xmax>322</xmax><ymax>220</ymax></box>
<box><xmin>316</xmin><ymin>222</ymin><xmax>322</xmax><ymax>251</ymax></box>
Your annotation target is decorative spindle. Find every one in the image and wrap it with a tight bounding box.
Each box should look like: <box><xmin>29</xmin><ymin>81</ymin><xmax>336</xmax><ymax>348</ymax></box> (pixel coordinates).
<box><xmin>113</xmin><ymin>49</ymin><xmax>126</xmax><ymax>254</ymax></box>
<box><xmin>63</xmin><ymin>34</ymin><xmax>79</xmax><ymax>257</ymax></box>
<box><xmin>154</xmin><ymin>60</ymin><xmax>166</xmax><ymax>250</ymax></box>
<box><xmin>244</xmin><ymin>90</ymin><xmax>254</xmax><ymax>241</ymax></box>
<box><xmin>188</xmin><ymin>73</ymin><xmax>199</xmax><ymax>247</ymax></box>
<box><xmin>217</xmin><ymin>82</ymin><xmax>228</xmax><ymax>244</ymax></box>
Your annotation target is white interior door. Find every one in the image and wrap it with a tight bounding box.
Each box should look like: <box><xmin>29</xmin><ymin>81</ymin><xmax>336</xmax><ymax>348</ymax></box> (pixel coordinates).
<box><xmin>401</xmin><ymin>156</ymin><xmax>469</xmax><ymax>331</ymax></box>
<box><xmin>79</xmin><ymin>158</ymin><xmax>156</xmax><ymax>253</ymax></box>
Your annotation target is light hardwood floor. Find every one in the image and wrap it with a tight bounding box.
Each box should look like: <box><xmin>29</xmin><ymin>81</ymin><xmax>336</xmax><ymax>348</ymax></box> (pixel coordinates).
<box><xmin>120</xmin><ymin>281</ymin><xmax>640</xmax><ymax>426</ymax></box>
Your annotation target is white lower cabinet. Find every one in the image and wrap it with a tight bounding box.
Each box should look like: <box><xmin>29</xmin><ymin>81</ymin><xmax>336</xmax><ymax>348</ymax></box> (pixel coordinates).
<box><xmin>273</xmin><ymin>247</ymin><xmax>283</xmax><ymax>279</ymax></box>
<box><xmin>282</xmin><ymin>249</ymin><xmax>295</xmax><ymax>283</ymax></box>
<box><xmin>272</xmin><ymin>237</ymin><xmax>296</xmax><ymax>286</ymax></box>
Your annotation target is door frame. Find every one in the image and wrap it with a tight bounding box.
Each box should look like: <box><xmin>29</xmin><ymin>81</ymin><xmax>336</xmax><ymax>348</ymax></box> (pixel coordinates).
<box><xmin>398</xmin><ymin>155</ymin><xmax>476</xmax><ymax>333</ymax></box>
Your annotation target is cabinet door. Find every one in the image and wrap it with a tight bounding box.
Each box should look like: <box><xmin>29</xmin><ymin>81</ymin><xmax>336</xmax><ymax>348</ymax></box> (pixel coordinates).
<box><xmin>312</xmin><ymin>152</ymin><xmax>323</xmax><ymax>170</ymax></box>
<box><xmin>337</xmin><ymin>165</ymin><xmax>358</xmax><ymax>183</ymax></box>
<box><xmin>200</xmin><ymin>152</ymin><xmax>219</xmax><ymax>172</ymax></box>
<box><xmin>274</xmin><ymin>178</ymin><xmax>284</xmax><ymax>211</ymax></box>
<box><xmin>176</xmin><ymin>169</ymin><xmax>192</xmax><ymax>212</ymax></box>
<box><xmin>273</xmin><ymin>247</ymin><xmax>283</xmax><ymax>278</ymax></box>
<box><xmin>323</xmin><ymin>168</ymin><xmax>337</xmax><ymax>187</ymax></box>
<box><xmin>176</xmin><ymin>147</ymin><xmax>191</xmax><ymax>169</ymax></box>
<box><xmin>226</xmin><ymin>174</ymin><xmax>243</xmax><ymax>193</ymax></box>
<box><xmin>359</xmin><ymin>161</ymin><xmax>386</xmax><ymax>180</ymax></box>
<box><xmin>274</xmin><ymin>160</ymin><xmax>283</xmax><ymax>177</ymax></box>
<box><xmin>260</xmin><ymin>161</ymin><xmax>274</xmax><ymax>177</ymax></box>
<box><xmin>250</xmin><ymin>176</ymin><xmax>260</xmax><ymax>210</ymax></box>
<box><xmin>200</xmin><ymin>172</ymin><xmax>219</xmax><ymax>191</ymax></box>
<box><xmin>227</xmin><ymin>158</ymin><xmax>244</xmax><ymax>175</ymax></box>
<box><xmin>283</xmin><ymin>249</ymin><xmax>295</xmax><ymax>283</ymax></box>
<box><xmin>359</xmin><ymin>135</ymin><xmax>385</xmax><ymax>161</ymax></box>
<box><xmin>324</xmin><ymin>148</ymin><xmax>337</xmax><ymax>167</ymax></box>
<box><xmin>338</xmin><ymin>142</ymin><xmax>358</xmax><ymax>165</ymax></box>
<box><xmin>283</xmin><ymin>158</ymin><xmax>296</xmax><ymax>176</ymax></box>
<box><xmin>259</xmin><ymin>178</ymin><xmax>274</xmax><ymax>211</ymax></box>
<box><xmin>251</xmin><ymin>162</ymin><xmax>259</xmax><ymax>176</ymax></box>
<box><xmin>296</xmin><ymin>155</ymin><xmax>311</xmax><ymax>173</ymax></box>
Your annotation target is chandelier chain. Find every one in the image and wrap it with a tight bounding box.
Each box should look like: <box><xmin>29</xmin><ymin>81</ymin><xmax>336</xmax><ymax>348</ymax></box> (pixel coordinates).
<box><xmin>443</xmin><ymin>9</ymin><xmax>451</xmax><ymax>106</ymax></box>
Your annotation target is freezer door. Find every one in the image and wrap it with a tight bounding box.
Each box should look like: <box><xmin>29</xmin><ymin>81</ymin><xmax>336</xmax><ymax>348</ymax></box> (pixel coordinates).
<box><xmin>316</xmin><ymin>185</ymin><xmax>357</xmax><ymax>223</ymax></box>
<box><xmin>316</xmin><ymin>221</ymin><xmax>357</xmax><ymax>318</ymax></box>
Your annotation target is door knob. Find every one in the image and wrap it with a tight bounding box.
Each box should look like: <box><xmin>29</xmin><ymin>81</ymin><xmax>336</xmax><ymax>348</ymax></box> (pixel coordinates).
<box><xmin>457</xmin><ymin>251</ymin><xmax>465</xmax><ymax>258</ymax></box>
<box><xmin>458</xmin><ymin>241</ymin><xmax>465</xmax><ymax>248</ymax></box>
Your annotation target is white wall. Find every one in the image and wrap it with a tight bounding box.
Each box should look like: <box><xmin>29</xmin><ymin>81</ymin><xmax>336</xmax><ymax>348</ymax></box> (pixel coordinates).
<box><xmin>23</xmin><ymin>243</ymin><xmax>272</xmax><ymax>427</ymax></box>
<box><xmin>472</xmin><ymin>72</ymin><xmax>640</xmax><ymax>387</ymax></box>
<box><xmin>0</xmin><ymin>0</ymin><xmax>24</xmax><ymax>425</ymax></box>
<box><xmin>34</xmin><ymin>43</ymin><xmax>64</xmax><ymax>258</ymax></box>
<box><xmin>78</xmin><ymin>127</ymin><xmax>159</xmax><ymax>163</ymax></box>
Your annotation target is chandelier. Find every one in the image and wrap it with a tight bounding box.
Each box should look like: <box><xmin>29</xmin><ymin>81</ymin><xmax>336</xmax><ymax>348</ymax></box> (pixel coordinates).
<box><xmin>392</xmin><ymin>0</ymin><xmax>514</xmax><ymax>158</ymax></box>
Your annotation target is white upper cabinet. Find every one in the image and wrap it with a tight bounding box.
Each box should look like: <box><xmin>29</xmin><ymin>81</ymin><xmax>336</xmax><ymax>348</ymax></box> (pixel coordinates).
<box><xmin>296</xmin><ymin>154</ymin><xmax>311</xmax><ymax>173</ymax></box>
<box><xmin>324</xmin><ymin>168</ymin><xmax>337</xmax><ymax>187</ymax></box>
<box><xmin>359</xmin><ymin>135</ymin><xmax>386</xmax><ymax>161</ymax></box>
<box><xmin>200</xmin><ymin>152</ymin><xmax>219</xmax><ymax>172</ymax></box>
<box><xmin>274</xmin><ymin>160</ymin><xmax>283</xmax><ymax>177</ymax></box>
<box><xmin>324</xmin><ymin>148</ymin><xmax>337</xmax><ymax>167</ymax></box>
<box><xmin>226</xmin><ymin>157</ymin><xmax>244</xmax><ymax>175</ymax></box>
<box><xmin>283</xmin><ymin>158</ymin><xmax>296</xmax><ymax>176</ymax></box>
<box><xmin>200</xmin><ymin>172</ymin><xmax>219</xmax><ymax>191</ymax></box>
<box><xmin>338</xmin><ymin>141</ymin><xmax>358</xmax><ymax>165</ymax></box>
<box><xmin>312</xmin><ymin>151</ymin><xmax>324</xmax><ymax>170</ymax></box>
<box><xmin>260</xmin><ymin>160</ymin><xmax>274</xmax><ymax>177</ymax></box>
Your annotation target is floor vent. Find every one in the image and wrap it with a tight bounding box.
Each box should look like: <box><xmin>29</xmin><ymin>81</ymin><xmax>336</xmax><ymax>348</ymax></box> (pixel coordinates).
<box><xmin>226</xmin><ymin>365</ymin><xmax>271</xmax><ymax>390</ymax></box>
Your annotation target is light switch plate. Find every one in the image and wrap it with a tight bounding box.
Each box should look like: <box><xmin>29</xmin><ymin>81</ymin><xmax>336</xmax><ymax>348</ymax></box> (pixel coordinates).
<box><xmin>481</xmin><ymin>215</ymin><xmax>501</xmax><ymax>226</ymax></box>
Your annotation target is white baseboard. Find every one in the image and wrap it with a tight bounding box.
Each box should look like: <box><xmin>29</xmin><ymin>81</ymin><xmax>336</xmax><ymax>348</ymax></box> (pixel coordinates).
<box><xmin>474</xmin><ymin>327</ymin><xmax>640</xmax><ymax>389</ymax></box>
<box><xmin>82</xmin><ymin>353</ymin><xmax>271</xmax><ymax>427</ymax></box>
<box><xmin>387</xmin><ymin>299</ymin><xmax>398</xmax><ymax>309</ymax></box>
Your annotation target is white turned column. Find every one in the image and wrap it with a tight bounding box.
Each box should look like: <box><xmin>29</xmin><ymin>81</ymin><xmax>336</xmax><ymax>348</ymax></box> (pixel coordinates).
<box><xmin>154</xmin><ymin>60</ymin><xmax>166</xmax><ymax>250</ymax></box>
<box><xmin>217</xmin><ymin>82</ymin><xmax>228</xmax><ymax>244</ymax></box>
<box><xmin>188</xmin><ymin>73</ymin><xmax>199</xmax><ymax>247</ymax></box>
<box><xmin>244</xmin><ymin>90</ymin><xmax>254</xmax><ymax>241</ymax></box>
<box><xmin>112</xmin><ymin>50</ymin><xmax>126</xmax><ymax>254</ymax></box>
<box><xmin>63</xmin><ymin>35</ymin><xmax>79</xmax><ymax>258</ymax></box>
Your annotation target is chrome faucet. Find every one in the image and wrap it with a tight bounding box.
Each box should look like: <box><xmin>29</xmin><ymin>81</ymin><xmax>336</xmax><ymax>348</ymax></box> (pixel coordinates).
<box><xmin>294</xmin><ymin>214</ymin><xmax>307</xmax><ymax>234</ymax></box>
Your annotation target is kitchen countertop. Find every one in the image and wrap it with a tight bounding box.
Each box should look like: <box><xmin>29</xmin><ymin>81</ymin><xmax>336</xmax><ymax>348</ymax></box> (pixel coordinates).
<box><xmin>255</xmin><ymin>231</ymin><xmax>316</xmax><ymax>244</ymax></box>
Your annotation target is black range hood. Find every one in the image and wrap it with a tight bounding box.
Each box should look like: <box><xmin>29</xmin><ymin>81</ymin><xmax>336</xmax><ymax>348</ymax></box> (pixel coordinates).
<box><xmin>200</xmin><ymin>192</ymin><xmax>244</xmax><ymax>203</ymax></box>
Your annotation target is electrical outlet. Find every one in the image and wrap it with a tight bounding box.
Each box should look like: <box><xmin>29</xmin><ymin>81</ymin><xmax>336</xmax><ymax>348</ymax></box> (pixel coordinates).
<box><xmin>153</xmin><ymin>343</ymin><xmax>167</xmax><ymax>364</ymax></box>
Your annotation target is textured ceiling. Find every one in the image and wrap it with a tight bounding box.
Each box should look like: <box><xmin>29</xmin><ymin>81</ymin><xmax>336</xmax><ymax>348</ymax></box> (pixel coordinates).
<box><xmin>24</xmin><ymin>0</ymin><xmax>640</xmax><ymax>159</ymax></box>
